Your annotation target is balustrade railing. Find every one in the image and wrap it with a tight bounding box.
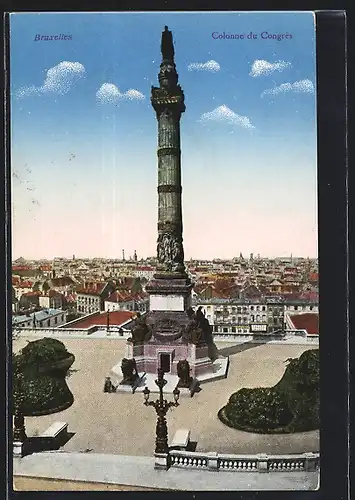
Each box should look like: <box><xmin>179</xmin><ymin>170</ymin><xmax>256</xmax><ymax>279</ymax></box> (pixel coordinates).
<box><xmin>169</xmin><ymin>450</ymin><xmax>319</xmax><ymax>472</ymax></box>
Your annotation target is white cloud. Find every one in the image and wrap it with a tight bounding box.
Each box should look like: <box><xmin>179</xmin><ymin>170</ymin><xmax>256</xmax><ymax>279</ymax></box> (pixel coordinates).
<box><xmin>199</xmin><ymin>104</ymin><xmax>255</xmax><ymax>129</ymax></box>
<box><xmin>261</xmin><ymin>79</ymin><xmax>315</xmax><ymax>97</ymax></box>
<box><xmin>15</xmin><ymin>61</ymin><xmax>85</xmax><ymax>98</ymax></box>
<box><xmin>187</xmin><ymin>60</ymin><xmax>220</xmax><ymax>72</ymax></box>
<box><xmin>250</xmin><ymin>59</ymin><xmax>291</xmax><ymax>77</ymax></box>
<box><xmin>123</xmin><ymin>89</ymin><xmax>145</xmax><ymax>101</ymax></box>
<box><xmin>96</xmin><ymin>83</ymin><xmax>145</xmax><ymax>104</ymax></box>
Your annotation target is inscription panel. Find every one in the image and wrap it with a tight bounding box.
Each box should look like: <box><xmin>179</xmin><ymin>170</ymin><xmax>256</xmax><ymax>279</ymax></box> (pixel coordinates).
<box><xmin>150</xmin><ymin>294</ymin><xmax>185</xmax><ymax>312</ymax></box>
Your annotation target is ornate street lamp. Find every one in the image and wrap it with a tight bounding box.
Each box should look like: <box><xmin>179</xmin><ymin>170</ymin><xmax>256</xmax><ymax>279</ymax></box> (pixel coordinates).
<box><xmin>106</xmin><ymin>309</ymin><xmax>110</xmax><ymax>334</ymax></box>
<box><xmin>143</xmin><ymin>368</ymin><xmax>180</xmax><ymax>455</ymax></box>
<box><xmin>13</xmin><ymin>364</ymin><xmax>27</xmax><ymax>445</ymax></box>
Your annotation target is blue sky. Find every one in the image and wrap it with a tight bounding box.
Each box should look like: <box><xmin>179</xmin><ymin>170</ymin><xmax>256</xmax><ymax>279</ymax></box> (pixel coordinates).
<box><xmin>10</xmin><ymin>11</ymin><xmax>317</xmax><ymax>260</ymax></box>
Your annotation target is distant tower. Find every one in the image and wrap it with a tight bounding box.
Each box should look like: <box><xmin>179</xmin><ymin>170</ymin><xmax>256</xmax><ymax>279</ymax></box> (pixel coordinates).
<box><xmin>250</xmin><ymin>253</ymin><xmax>254</xmax><ymax>261</ymax></box>
<box><xmin>122</xmin><ymin>249</ymin><xmax>125</xmax><ymax>262</ymax></box>
<box><xmin>133</xmin><ymin>250</ymin><xmax>138</xmax><ymax>262</ymax></box>
<box><xmin>73</xmin><ymin>254</ymin><xmax>75</xmax><ymax>261</ymax></box>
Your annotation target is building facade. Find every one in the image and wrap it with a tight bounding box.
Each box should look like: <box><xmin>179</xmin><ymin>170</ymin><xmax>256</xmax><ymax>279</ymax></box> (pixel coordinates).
<box><xmin>12</xmin><ymin>308</ymin><xmax>68</xmax><ymax>329</ymax></box>
<box><xmin>193</xmin><ymin>297</ymin><xmax>318</xmax><ymax>337</ymax></box>
<box><xmin>76</xmin><ymin>282</ymin><xmax>115</xmax><ymax>315</ymax></box>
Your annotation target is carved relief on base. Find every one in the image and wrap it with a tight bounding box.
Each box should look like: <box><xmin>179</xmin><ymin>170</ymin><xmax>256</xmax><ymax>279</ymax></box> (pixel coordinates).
<box><xmin>130</xmin><ymin>313</ymin><xmax>152</xmax><ymax>344</ymax></box>
<box><xmin>157</xmin><ymin>232</ymin><xmax>185</xmax><ymax>274</ymax></box>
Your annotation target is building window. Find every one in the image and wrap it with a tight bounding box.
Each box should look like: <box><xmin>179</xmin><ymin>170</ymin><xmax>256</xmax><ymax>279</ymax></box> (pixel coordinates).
<box><xmin>250</xmin><ymin>306</ymin><xmax>254</xmax><ymax>311</ymax></box>
<box><xmin>251</xmin><ymin>315</ymin><xmax>255</xmax><ymax>322</ymax></box>
<box><xmin>55</xmin><ymin>317</ymin><xmax>57</xmax><ymax>324</ymax></box>
<box><xmin>223</xmin><ymin>327</ymin><xmax>228</xmax><ymax>333</ymax></box>
<box><xmin>47</xmin><ymin>320</ymin><xmax>50</xmax><ymax>327</ymax></box>
<box><xmin>237</xmin><ymin>307</ymin><xmax>241</xmax><ymax>313</ymax></box>
<box><xmin>232</xmin><ymin>316</ymin><xmax>236</xmax><ymax>322</ymax></box>
<box><xmin>231</xmin><ymin>327</ymin><xmax>236</xmax><ymax>333</ymax></box>
<box><xmin>295</xmin><ymin>305</ymin><xmax>298</xmax><ymax>311</ymax></box>
<box><xmin>262</xmin><ymin>306</ymin><xmax>266</xmax><ymax>311</ymax></box>
<box><xmin>237</xmin><ymin>317</ymin><xmax>242</xmax><ymax>323</ymax></box>
<box><xmin>243</xmin><ymin>316</ymin><xmax>247</xmax><ymax>323</ymax></box>
<box><xmin>61</xmin><ymin>315</ymin><xmax>64</xmax><ymax>321</ymax></box>
<box><xmin>310</xmin><ymin>305</ymin><xmax>314</xmax><ymax>311</ymax></box>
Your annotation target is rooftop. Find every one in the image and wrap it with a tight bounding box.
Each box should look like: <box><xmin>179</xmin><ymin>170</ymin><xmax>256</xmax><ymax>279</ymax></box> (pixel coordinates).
<box><xmin>289</xmin><ymin>313</ymin><xmax>319</xmax><ymax>335</ymax></box>
<box><xmin>76</xmin><ymin>283</ymin><xmax>107</xmax><ymax>295</ymax></box>
<box><xmin>65</xmin><ymin>310</ymin><xmax>135</xmax><ymax>329</ymax></box>
<box><xmin>12</xmin><ymin>308</ymin><xmax>64</xmax><ymax>325</ymax></box>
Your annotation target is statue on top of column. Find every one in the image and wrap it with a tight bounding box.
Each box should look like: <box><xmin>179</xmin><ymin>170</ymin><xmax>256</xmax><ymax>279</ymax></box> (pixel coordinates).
<box><xmin>161</xmin><ymin>26</ymin><xmax>175</xmax><ymax>61</ymax></box>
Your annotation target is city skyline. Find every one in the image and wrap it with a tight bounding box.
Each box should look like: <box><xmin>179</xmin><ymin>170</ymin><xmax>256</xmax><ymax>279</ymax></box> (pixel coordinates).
<box><xmin>12</xmin><ymin>252</ymin><xmax>317</xmax><ymax>262</ymax></box>
<box><xmin>10</xmin><ymin>11</ymin><xmax>318</xmax><ymax>260</ymax></box>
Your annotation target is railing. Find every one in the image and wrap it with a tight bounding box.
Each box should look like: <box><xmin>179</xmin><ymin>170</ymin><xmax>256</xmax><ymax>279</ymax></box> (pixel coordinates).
<box><xmin>13</xmin><ymin>326</ymin><xmax>132</xmax><ymax>339</ymax></box>
<box><xmin>12</xmin><ymin>326</ymin><xmax>98</xmax><ymax>336</ymax></box>
<box><xmin>213</xmin><ymin>332</ymin><xmax>318</xmax><ymax>344</ymax></box>
<box><xmin>169</xmin><ymin>450</ymin><xmax>319</xmax><ymax>472</ymax></box>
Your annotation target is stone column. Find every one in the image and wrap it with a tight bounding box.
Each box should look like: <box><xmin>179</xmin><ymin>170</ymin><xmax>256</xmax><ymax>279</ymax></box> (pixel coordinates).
<box><xmin>151</xmin><ymin>26</ymin><xmax>187</xmax><ymax>278</ymax></box>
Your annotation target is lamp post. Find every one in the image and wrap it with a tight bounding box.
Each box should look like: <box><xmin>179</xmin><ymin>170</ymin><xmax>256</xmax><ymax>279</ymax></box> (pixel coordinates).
<box><xmin>143</xmin><ymin>368</ymin><xmax>180</xmax><ymax>457</ymax></box>
<box><xmin>13</xmin><ymin>363</ymin><xmax>27</xmax><ymax>455</ymax></box>
<box><xmin>106</xmin><ymin>309</ymin><xmax>110</xmax><ymax>334</ymax></box>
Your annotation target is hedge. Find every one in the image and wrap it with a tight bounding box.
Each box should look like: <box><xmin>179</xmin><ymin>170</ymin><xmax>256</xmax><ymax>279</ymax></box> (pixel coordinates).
<box><xmin>218</xmin><ymin>349</ymin><xmax>319</xmax><ymax>434</ymax></box>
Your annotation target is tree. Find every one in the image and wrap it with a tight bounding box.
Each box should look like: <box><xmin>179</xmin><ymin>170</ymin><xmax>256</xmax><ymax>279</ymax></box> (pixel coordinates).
<box><xmin>131</xmin><ymin>278</ymin><xmax>142</xmax><ymax>295</ymax></box>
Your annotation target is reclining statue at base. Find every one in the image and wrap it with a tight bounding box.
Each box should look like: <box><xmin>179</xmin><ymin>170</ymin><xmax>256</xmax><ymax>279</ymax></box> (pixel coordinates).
<box><xmin>177</xmin><ymin>359</ymin><xmax>193</xmax><ymax>388</ymax></box>
<box><xmin>120</xmin><ymin>358</ymin><xmax>139</xmax><ymax>386</ymax></box>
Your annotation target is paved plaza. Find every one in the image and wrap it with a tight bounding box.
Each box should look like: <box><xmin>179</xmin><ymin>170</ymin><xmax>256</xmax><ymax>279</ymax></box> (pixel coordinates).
<box><xmin>13</xmin><ymin>338</ymin><xmax>319</xmax><ymax>456</ymax></box>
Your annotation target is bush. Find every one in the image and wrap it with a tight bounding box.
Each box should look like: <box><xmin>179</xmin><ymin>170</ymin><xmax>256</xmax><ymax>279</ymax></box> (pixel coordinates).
<box><xmin>13</xmin><ymin>337</ymin><xmax>75</xmax><ymax>416</ymax></box>
<box><xmin>225</xmin><ymin>387</ymin><xmax>292</xmax><ymax>431</ymax></box>
<box><xmin>19</xmin><ymin>375</ymin><xmax>74</xmax><ymax>416</ymax></box>
<box><xmin>219</xmin><ymin>349</ymin><xmax>319</xmax><ymax>434</ymax></box>
<box><xmin>20</xmin><ymin>337</ymin><xmax>69</xmax><ymax>366</ymax></box>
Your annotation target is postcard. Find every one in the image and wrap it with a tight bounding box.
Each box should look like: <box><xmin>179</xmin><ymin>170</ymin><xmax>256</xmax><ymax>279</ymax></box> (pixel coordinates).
<box><xmin>9</xmin><ymin>11</ymin><xmax>320</xmax><ymax>491</ymax></box>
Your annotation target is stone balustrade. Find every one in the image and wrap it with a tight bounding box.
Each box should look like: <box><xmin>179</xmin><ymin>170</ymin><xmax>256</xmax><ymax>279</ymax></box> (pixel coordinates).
<box><xmin>13</xmin><ymin>327</ymin><xmax>97</xmax><ymax>337</ymax></box>
<box><xmin>169</xmin><ymin>450</ymin><xmax>319</xmax><ymax>472</ymax></box>
<box><xmin>13</xmin><ymin>326</ymin><xmax>318</xmax><ymax>345</ymax></box>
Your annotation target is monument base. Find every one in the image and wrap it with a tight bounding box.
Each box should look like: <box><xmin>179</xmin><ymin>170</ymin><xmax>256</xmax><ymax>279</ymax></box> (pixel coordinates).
<box><xmin>123</xmin><ymin>340</ymin><xmax>215</xmax><ymax>379</ymax></box>
<box><xmin>110</xmin><ymin>357</ymin><xmax>229</xmax><ymax>394</ymax></box>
